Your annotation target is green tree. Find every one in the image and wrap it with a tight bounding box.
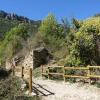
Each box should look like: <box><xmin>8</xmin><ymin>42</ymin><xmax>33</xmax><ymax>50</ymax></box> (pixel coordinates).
<box><xmin>39</xmin><ymin>14</ymin><xmax>65</xmax><ymax>48</ymax></box>
<box><xmin>39</xmin><ymin>13</ymin><xmax>58</xmax><ymax>37</ymax></box>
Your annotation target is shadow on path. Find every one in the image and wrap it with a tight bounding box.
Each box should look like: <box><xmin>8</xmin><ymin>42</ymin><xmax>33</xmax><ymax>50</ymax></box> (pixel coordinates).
<box><xmin>32</xmin><ymin>82</ymin><xmax>55</xmax><ymax>96</ymax></box>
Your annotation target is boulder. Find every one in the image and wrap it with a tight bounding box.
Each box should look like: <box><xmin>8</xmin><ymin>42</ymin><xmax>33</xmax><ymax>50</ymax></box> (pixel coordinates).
<box><xmin>33</xmin><ymin>47</ymin><xmax>52</xmax><ymax>68</ymax></box>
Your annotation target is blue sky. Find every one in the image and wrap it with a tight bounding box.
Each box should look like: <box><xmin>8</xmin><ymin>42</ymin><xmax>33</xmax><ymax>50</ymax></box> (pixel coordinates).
<box><xmin>0</xmin><ymin>0</ymin><xmax>100</xmax><ymax>20</ymax></box>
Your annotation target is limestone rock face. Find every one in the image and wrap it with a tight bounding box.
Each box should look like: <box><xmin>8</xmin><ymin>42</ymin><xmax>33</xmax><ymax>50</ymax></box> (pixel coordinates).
<box><xmin>33</xmin><ymin>47</ymin><xmax>51</xmax><ymax>68</ymax></box>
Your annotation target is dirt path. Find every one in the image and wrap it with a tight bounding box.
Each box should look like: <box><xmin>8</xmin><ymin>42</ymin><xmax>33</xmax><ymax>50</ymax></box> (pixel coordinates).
<box><xmin>33</xmin><ymin>77</ymin><xmax>100</xmax><ymax>100</ymax></box>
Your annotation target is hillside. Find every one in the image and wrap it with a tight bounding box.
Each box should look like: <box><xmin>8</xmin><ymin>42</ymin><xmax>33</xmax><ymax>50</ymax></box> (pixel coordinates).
<box><xmin>0</xmin><ymin>10</ymin><xmax>41</xmax><ymax>65</ymax></box>
<box><xmin>0</xmin><ymin>12</ymin><xmax>100</xmax><ymax>68</ymax></box>
<box><xmin>0</xmin><ymin>11</ymin><xmax>100</xmax><ymax>100</ymax></box>
<box><xmin>0</xmin><ymin>10</ymin><xmax>41</xmax><ymax>40</ymax></box>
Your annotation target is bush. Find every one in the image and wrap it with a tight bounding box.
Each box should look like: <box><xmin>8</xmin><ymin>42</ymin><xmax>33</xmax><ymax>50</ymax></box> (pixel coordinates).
<box><xmin>0</xmin><ymin>76</ymin><xmax>23</xmax><ymax>100</ymax></box>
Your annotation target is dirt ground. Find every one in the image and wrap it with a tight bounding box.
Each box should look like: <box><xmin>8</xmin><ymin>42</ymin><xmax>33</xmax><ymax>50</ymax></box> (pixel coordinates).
<box><xmin>34</xmin><ymin>77</ymin><xmax>100</xmax><ymax>100</ymax></box>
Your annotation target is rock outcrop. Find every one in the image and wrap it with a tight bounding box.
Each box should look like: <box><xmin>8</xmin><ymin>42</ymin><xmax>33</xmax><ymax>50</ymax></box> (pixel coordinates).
<box><xmin>0</xmin><ymin>10</ymin><xmax>41</xmax><ymax>24</ymax></box>
<box><xmin>33</xmin><ymin>47</ymin><xmax>51</xmax><ymax>68</ymax></box>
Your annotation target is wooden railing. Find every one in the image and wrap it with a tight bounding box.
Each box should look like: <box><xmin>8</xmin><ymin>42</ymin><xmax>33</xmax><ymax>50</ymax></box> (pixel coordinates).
<box><xmin>41</xmin><ymin>65</ymin><xmax>100</xmax><ymax>84</ymax></box>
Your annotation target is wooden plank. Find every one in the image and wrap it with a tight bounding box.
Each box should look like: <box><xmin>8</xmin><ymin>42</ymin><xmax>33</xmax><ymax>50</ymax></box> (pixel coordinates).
<box><xmin>21</xmin><ymin>66</ymin><xmax>24</xmax><ymax>78</ymax></box>
<box><xmin>87</xmin><ymin>67</ymin><xmax>91</xmax><ymax>84</ymax></box>
<box><xmin>48</xmin><ymin>67</ymin><xmax>50</xmax><ymax>79</ymax></box>
<box><xmin>29</xmin><ymin>68</ymin><xmax>32</xmax><ymax>93</ymax></box>
<box><xmin>88</xmin><ymin>66</ymin><xmax>100</xmax><ymax>69</ymax></box>
<box><xmin>49</xmin><ymin>73</ymin><xmax>63</xmax><ymax>75</ymax></box>
<box><xmin>63</xmin><ymin>66</ymin><xmax>65</xmax><ymax>82</ymax></box>
<box><xmin>64</xmin><ymin>67</ymin><xmax>89</xmax><ymax>70</ymax></box>
<box><xmin>64</xmin><ymin>75</ymin><xmax>89</xmax><ymax>78</ymax></box>
<box><xmin>48</xmin><ymin>66</ymin><xmax>64</xmax><ymax>68</ymax></box>
<box><xmin>89</xmin><ymin>75</ymin><xmax>100</xmax><ymax>78</ymax></box>
<box><xmin>41</xmin><ymin>65</ymin><xmax>43</xmax><ymax>77</ymax></box>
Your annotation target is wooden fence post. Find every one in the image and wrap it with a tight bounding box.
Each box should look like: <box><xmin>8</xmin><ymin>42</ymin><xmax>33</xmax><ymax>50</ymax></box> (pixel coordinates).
<box><xmin>87</xmin><ymin>66</ymin><xmax>91</xmax><ymax>84</ymax></box>
<box><xmin>41</xmin><ymin>65</ymin><xmax>43</xmax><ymax>78</ymax></box>
<box><xmin>29</xmin><ymin>68</ymin><xmax>32</xmax><ymax>94</ymax></box>
<box><xmin>21</xmin><ymin>66</ymin><xmax>24</xmax><ymax>78</ymax></box>
<box><xmin>48</xmin><ymin>67</ymin><xmax>50</xmax><ymax>80</ymax></box>
<box><xmin>63</xmin><ymin>66</ymin><xmax>65</xmax><ymax>82</ymax></box>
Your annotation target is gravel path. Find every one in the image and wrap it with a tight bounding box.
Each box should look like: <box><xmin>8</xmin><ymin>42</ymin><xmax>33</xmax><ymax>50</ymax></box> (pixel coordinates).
<box><xmin>34</xmin><ymin>77</ymin><xmax>100</xmax><ymax>100</ymax></box>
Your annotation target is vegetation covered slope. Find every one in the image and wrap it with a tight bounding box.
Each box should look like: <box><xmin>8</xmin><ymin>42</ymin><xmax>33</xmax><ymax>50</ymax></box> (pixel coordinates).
<box><xmin>0</xmin><ymin>10</ymin><xmax>41</xmax><ymax>39</ymax></box>
<box><xmin>0</xmin><ymin>11</ymin><xmax>100</xmax><ymax>67</ymax></box>
<box><xmin>0</xmin><ymin>10</ymin><xmax>41</xmax><ymax>65</ymax></box>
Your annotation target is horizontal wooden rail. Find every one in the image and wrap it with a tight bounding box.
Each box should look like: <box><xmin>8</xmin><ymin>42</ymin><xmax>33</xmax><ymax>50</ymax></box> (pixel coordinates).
<box><xmin>64</xmin><ymin>67</ymin><xmax>89</xmax><ymax>70</ymax></box>
<box><xmin>48</xmin><ymin>66</ymin><xmax>64</xmax><ymax>68</ymax></box>
<box><xmin>88</xmin><ymin>66</ymin><xmax>100</xmax><ymax>68</ymax></box>
<box><xmin>89</xmin><ymin>75</ymin><xmax>100</xmax><ymax>78</ymax></box>
<box><xmin>49</xmin><ymin>73</ymin><xmax>63</xmax><ymax>75</ymax></box>
<box><xmin>64</xmin><ymin>75</ymin><xmax>89</xmax><ymax>78</ymax></box>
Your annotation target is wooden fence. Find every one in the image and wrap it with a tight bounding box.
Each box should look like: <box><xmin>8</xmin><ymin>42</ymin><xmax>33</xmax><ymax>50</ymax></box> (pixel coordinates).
<box><xmin>41</xmin><ymin>65</ymin><xmax>100</xmax><ymax>84</ymax></box>
<box><xmin>14</xmin><ymin>65</ymin><xmax>100</xmax><ymax>94</ymax></box>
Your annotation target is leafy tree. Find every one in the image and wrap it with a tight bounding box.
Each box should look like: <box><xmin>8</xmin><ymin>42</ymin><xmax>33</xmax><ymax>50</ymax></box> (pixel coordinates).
<box><xmin>39</xmin><ymin>13</ymin><xmax>58</xmax><ymax>36</ymax></box>
<box><xmin>39</xmin><ymin>14</ymin><xmax>66</xmax><ymax>50</ymax></box>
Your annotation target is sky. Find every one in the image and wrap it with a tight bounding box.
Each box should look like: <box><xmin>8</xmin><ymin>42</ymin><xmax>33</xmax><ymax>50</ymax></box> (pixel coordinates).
<box><xmin>0</xmin><ymin>0</ymin><xmax>100</xmax><ymax>21</ymax></box>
